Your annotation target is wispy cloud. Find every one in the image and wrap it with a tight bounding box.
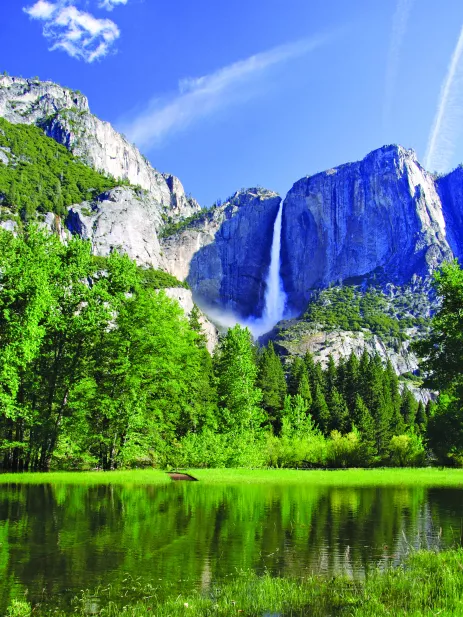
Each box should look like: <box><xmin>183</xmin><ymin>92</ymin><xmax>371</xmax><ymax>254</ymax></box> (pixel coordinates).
<box><xmin>122</xmin><ymin>34</ymin><xmax>331</xmax><ymax>150</ymax></box>
<box><xmin>23</xmin><ymin>1</ymin><xmax>121</xmax><ymax>62</ymax></box>
<box><xmin>383</xmin><ymin>0</ymin><xmax>414</xmax><ymax>129</ymax></box>
<box><xmin>425</xmin><ymin>24</ymin><xmax>463</xmax><ymax>172</ymax></box>
<box><xmin>98</xmin><ymin>0</ymin><xmax>128</xmax><ymax>10</ymax></box>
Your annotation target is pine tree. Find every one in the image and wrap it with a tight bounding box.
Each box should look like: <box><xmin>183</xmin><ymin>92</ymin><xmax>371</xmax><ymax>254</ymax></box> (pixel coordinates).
<box><xmin>189</xmin><ymin>304</ymin><xmax>208</xmax><ymax>349</ymax></box>
<box><xmin>257</xmin><ymin>342</ymin><xmax>287</xmax><ymax>430</ymax></box>
<box><xmin>296</xmin><ymin>372</ymin><xmax>312</xmax><ymax>407</ymax></box>
<box><xmin>288</xmin><ymin>357</ymin><xmax>305</xmax><ymax>395</ymax></box>
<box><xmin>215</xmin><ymin>325</ymin><xmax>263</xmax><ymax>433</ymax></box>
<box><xmin>340</xmin><ymin>351</ymin><xmax>360</xmax><ymax>411</ymax></box>
<box><xmin>400</xmin><ymin>387</ymin><xmax>418</xmax><ymax>429</ymax></box>
<box><xmin>304</xmin><ymin>350</ymin><xmax>324</xmax><ymax>393</ymax></box>
<box><xmin>324</xmin><ymin>354</ymin><xmax>338</xmax><ymax>395</ymax></box>
<box><xmin>353</xmin><ymin>394</ymin><xmax>377</xmax><ymax>464</ymax></box>
<box><xmin>328</xmin><ymin>387</ymin><xmax>350</xmax><ymax>433</ymax></box>
<box><xmin>311</xmin><ymin>383</ymin><xmax>330</xmax><ymax>434</ymax></box>
<box><xmin>415</xmin><ymin>401</ymin><xmax>427</xmax><ymax>434</ymax></box>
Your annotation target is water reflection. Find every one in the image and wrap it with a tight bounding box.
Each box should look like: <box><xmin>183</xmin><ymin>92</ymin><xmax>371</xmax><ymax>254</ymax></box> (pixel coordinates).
<box><xmin>0</xmin><ymin>482</ymin><xmax>462</xmax><ymax>612</ymax></box>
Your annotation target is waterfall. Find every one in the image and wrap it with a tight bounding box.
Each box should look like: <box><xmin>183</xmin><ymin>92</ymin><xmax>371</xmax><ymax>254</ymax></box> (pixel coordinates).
<box><xmin>248</xmin><ymin>201</ymin><xmax>287</xmax><ymax>337</ymax></box>
<box><xmin>262</xmin><ymin>200</ymin><xmax>287</xmax><ymax>324</ymax></box>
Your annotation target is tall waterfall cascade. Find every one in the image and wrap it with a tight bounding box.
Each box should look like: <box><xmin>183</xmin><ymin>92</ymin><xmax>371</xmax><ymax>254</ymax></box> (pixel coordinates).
<box><xmin>247</xmin><ymin>201</ymin><xmax>287</xmax><ymax>337</ymax></box>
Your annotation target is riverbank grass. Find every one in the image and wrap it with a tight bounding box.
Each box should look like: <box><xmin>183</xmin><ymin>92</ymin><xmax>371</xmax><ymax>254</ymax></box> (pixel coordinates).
<box><xmin>1</xmin><ymin>467</ymin><xmax>463</xmax><ymax>487</ymax></box>
<box><xmin>0</xmin><ymin>469</ymin><xmax>170</xmax><ymax>485</ymax></box>
<box><xmin>8</xmin><ymin>549</ymin><xmax>463</xmax><ymax>617</ymax></box>
<box><xmin>187</xmin><ymin>467</ymin><xmax>463</xmax><ymax>486</ymax></box>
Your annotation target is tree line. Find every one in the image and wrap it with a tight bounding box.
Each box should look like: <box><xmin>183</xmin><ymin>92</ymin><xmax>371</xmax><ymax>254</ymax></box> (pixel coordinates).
<box><xmin>0</xmin><ymin>227</ymin><xmax>461</xmax><ymax>471</ymax></box>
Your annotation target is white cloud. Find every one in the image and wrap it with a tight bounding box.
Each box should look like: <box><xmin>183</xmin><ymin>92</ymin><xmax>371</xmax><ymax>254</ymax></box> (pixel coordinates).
<box><xmin>23</xmin><ymin>1</ymin><xmax>120</xmax><ymax>62</ymax></box>
<box><xmin>122</xmin><ymin>35</ymin><xmax>330</xmax><ymax>149</ymax></box>
<box><xmin>98</xmin><ymin>0</ymin><xmax>128</xmax><ymax>10</ymax></box>
<box><xmin>425</xmin><ymin>24</ymin><xmax>463</xmax><ymax>172</ymax></box>
<box><xmin>383</xmin><ymin>0</ymin><xmax>414</xmax><ymax>129</ymax></box>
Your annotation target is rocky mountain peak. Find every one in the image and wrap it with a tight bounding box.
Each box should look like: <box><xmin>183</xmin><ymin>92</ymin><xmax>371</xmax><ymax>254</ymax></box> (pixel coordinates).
<box><xmin>0</xmin><ymin>75</ymin><xmax>89</xmax><ymax>124</ymax></box>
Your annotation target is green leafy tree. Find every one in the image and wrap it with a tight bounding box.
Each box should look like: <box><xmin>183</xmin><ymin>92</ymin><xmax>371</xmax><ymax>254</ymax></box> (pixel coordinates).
<box><xmin>216</xmin><ymin>325</ymin><xmax>263</xmax><ymax>434</ymax></box>
<box><xmin>415</xmin><ymin>261</ymin><xmax>463</xmax><ymax>464</ymax></box>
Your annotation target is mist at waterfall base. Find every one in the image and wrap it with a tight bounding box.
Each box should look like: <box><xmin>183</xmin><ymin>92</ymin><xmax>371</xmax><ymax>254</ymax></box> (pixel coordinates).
<box><xmin>198</xmin><ymin>202</ymin><xmax>289</xmax><ymax>339</ymax></box>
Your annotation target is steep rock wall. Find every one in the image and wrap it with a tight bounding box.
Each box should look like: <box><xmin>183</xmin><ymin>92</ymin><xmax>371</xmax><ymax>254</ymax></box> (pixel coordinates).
<box><xmin>437</xmin><ymin>167</ymin><xmax>463</xmax><ymax>260</ymax></box>
<box><xmin>282</xmin><ymin>145</ymin><xmax>453</xmax><ymax>312</ymax></box>
<box><xmin>162</xmin><ymin>189</ymin><xmax>281</xmax><ymax>318</ymax></box>
<box><xmin>0</xmin><ymin>76</ymin><xmax>199</xmax><ymax>222</ymax></box>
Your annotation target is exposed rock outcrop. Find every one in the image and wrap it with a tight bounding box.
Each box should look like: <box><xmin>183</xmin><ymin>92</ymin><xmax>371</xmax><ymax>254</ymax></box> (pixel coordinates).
<box><xmin>437</xmin><ymin>167</ymin><xmax>463</xmax><ymax>260</ymax></box>
<box><xmin>66</xmin><ymin>187</ymin><xmax>166</xmax><ymax>269</ymax></box>
<box><xmin>162</xmin><ymin>188</ymin><xmax>282</xmax><ymax>318</ymax></box>
<box><xmin>0</xmin><ymin>75</ymin><xmax>200</xmax><ymax>223</ymax></box>
<box><xmin>282</xmin><ymin>145</ymin><xmax>453</xmax><ymax>312</ymax></box>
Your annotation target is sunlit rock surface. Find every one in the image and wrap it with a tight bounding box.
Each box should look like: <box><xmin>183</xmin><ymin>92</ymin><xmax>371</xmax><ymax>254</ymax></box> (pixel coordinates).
<box><xmin>162</xmin><ymin>188</ymin><xmax>282</xmax><ymax>318</ymax></box>
<box><xmin>282</xmin><ymin>145</ymin><xmax>453</xmax><ymax>312</ymax></box>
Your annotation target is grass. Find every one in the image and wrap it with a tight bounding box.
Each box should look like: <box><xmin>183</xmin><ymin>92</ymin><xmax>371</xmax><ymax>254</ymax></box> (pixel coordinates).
<box><xmin>0</xmin><ymin>469</ymin><xmax>170</xmax><ymax>485</ymax></box>
<box><xmin>8</xmin><ymin>549</ymin><xmax>463</xmax><ymax>616</ymax></box>
<box><xmin>1</xmin><ymin>467</ymin><xmax>463</xmax><ymax>487</ymax></box>
<box><xmin>187</xmin><ymin>467</ymin><xmax>463</xmax><ymax>487</ymax></box>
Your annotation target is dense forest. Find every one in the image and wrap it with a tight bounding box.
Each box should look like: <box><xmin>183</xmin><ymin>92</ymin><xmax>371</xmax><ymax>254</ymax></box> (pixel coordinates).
<box><xmin>0</xmin><ymin>226</ymin><xmax>461</xmax><ymax>471</ymax></box>
<box><xmin>0</xmin><ymin>117</ymin><xmax>121</xmax><ymax>219</ymax></box>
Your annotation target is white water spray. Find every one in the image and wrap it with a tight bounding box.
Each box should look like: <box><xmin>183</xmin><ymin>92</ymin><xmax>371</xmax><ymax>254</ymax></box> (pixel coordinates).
<box><xmin>247</xmin><ymin>201</ymin><xmax>287</xmax><ymax>337</ymax></box>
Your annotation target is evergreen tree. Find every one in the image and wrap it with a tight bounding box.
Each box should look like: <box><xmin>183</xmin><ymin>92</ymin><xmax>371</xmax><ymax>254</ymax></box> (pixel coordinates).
<box><xmin>296</xmin><ymin>372</ymin><xmax>312</xmax><ymax>407</ymax></box>
<box><xmin>288</xmin><ymin>357</ymin><xmax>305</xmax><ymax>396</ymax></box>
<box><xmin>324</xmin><ymin>354</ymin><xmax>338</xmax><ymax>395</ymax></box>
<box><xmin>189</xmin><ymin>304</ymin><xmax>207</xmax><ymax>348</ymax></box>
<box><xmin>257</xmin><ymin>342</ymin><xmax>287</xmax><ymax>430</ymax></box>
<box><xmin>311</xmin><ymin>383</ymin><xmax>330</xmax><ymax>434</ymax></box>
<box><xmin>415</xmin><ymin>401</ymin><xmax>427</xmax><ymax>435</ymax></box>
<box><xmin>328</xmin><ymin>387</ymin><xmax>350</xmax><ymax>433</ymax></box>
<box><xmin>216</xmin><ymin>325</ymin><xmax>263</xmax><ymax>434</ymax></box>
<box><xmin>340</xmin><ymin>351</ymin><xmax>360</xmax><ymax>410</ymax></box>
<box><xmin>353</xmin><ymin>394</ymin><xmax>377</xmax><ymax>464</ymax></box>
<box><xmin>400</xmin><ymin>387</ymin><xmax>418</xmax><ymax>429</ymax></box>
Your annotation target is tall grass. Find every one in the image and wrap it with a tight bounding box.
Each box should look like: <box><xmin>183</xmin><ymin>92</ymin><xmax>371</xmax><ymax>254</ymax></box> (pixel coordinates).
<box><xmin>8</xmin><ymin>549</ymin><xmax>463</xmax><ymax>616</ymax></box>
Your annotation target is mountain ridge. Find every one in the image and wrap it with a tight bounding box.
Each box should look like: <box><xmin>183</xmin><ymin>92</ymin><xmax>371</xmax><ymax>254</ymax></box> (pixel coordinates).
<box><xmin>1</xmin><ymin>75</ymin><xmax>462</xmax><ymax>379</ymax></box>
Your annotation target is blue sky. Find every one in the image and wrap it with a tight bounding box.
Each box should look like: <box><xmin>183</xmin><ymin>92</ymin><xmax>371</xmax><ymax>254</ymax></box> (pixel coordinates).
<box><xmin>2</xmin><ymin>0</ymin><xmax>463</xmax><ymax>206</ymax></box>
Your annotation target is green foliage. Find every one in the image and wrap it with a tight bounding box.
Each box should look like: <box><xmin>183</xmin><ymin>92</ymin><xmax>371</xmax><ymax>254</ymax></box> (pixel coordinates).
<box><xmin>215</xmin><ymin>325</ymin><xmax>263</xmax><ymax>434</ymax></box>
<box><xmin>138</xmin><ymin>265</ymin><xmax>189</xmax><ymax>289</ymax></box>
<box><xmin>0</xmin><ymin>227</ymin><xmax>215</xmax><ymax>471</ymax></box>
<box><xmin>158</xmin><ymin>208</ymin><xmax>209</xmax><ymax>238</ymax></box>
<box><xmin>0</xmin><ymin>117</ymin><xmax>122</xmax><ymax>218</ymax></box>
<box><xmin>257</xmin><ymin>341</ymin><xmax>287</xmax><ymax>429</ymax></box>
<box><xmin>388</xmin><ymin>433</ymin><xmax>426</xmax><ymax>467</ymax></box>
<box><xmin>10</xmin><ymin>549</ymin><xmax>463</xmax><ymax>617</ymax></box>
<box><xmin>415</xmin><ymin>260</ymin><xmax>463</xmax><ymax>464</ymax></box>
<box><xmin>304</xmin><ymin>285</ymin><xmax>428</xmax><ymax>340</ymax></box>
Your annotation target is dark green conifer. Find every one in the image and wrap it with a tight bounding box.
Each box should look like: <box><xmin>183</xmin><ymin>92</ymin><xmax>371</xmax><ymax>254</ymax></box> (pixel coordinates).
<box><xmin>288</xmin><ymin>357</ymin><xmax>305</xmax><ymax>396</ymax></box>
<box><xmin>257</xmin><ymin>342</ymin><xmax>287</xmax><ymax>430</ymax></box>
<box><xmin>311</xmin><ymin>383</ymin><xmax>330</xmax><ymax>434</ymax></box>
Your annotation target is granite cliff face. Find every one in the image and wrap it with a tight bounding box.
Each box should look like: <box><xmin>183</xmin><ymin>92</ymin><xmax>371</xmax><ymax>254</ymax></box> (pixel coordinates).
<box><xmin>0</xmin><ymin>76</ymin><xmax>200</xmax><ymax>222</ymax></box>
<box><xmin>437</xmin><ymin>167</ymin><xmax>463</xmax><ymax>259</ymax></box>
<box><xmin>281</xmin><ymin>145</ymin><xmax>454</xmax><ymax>312</ymax></box>
<box><xmin>2</xmin><ymin>75</ymin><xmax>463</xmax><ymax>369</ymax></box>
<box><xmin>162</xmin><ymin>188</ymin><xmax>282</xmax><ymax>318</ymax></box>
<box><xmin>66</xmin><ymin>187</ymin><xmax>166</xmax><ymax>269</ymax></box>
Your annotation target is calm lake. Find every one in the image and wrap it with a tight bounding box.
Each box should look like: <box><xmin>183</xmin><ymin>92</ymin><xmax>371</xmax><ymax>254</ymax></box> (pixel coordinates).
<box><xmin>1</xmin><ymin>482</ymin><xmax>462</xmax><ymax>612</ymax></box>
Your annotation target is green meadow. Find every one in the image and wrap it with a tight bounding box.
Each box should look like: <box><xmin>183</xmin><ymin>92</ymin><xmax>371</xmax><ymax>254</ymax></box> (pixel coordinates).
<box><xmin>2</xmin><ymin>467</ymin><xmax>463</xmax><ymax>487</ymax></box>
